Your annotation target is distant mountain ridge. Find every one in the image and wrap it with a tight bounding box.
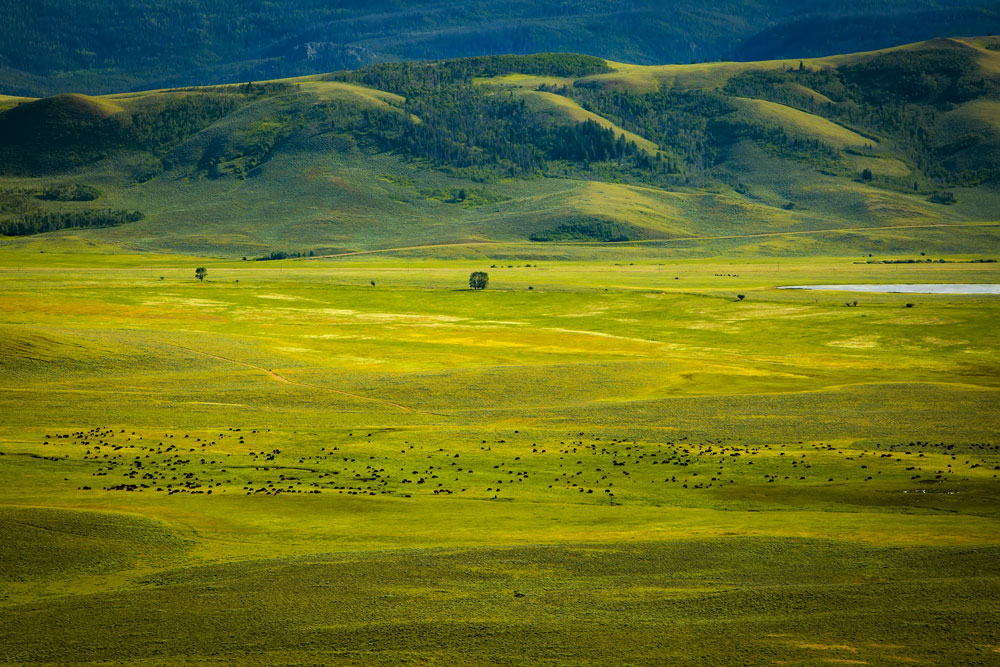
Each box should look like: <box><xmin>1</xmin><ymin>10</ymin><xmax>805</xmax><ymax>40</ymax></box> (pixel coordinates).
<box><xmin>1</xmin><ymin>0</ymin><xmax>999</xmax><ymax>96</ymax></box>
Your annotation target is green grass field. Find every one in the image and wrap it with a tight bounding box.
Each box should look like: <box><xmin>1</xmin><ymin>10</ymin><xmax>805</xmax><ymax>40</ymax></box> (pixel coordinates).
<box><xmin>1</xmin><ymin>247</ymin><xmax>998</xmax><ymax>665</ymax></box>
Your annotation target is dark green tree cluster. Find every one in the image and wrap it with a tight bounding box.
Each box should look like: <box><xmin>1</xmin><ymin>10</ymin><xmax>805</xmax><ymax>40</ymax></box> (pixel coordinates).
<box><xmin>723</xmin><ymin>69</ymin><xmax>837</xmax><ymax>110</ymax></box>
<box><xmin>0</xmin><ymin>184</ymin><xmax>100</xmax><ymax>220</ymax></box>
<box><xmin>254</xmin><ymin>249</ymin><xmax>320</xmax><ymax>261</ymax></box>
<box><xmin>374</xmin><ymin>89</ymin><xmax>549</xmax><ymax>174</ymax></box>
<box><xmin>928</xmin><ymin>190</ymin><xmax>956</xmax><ymax>204</ymax></box>
<box><xmin>324</xmin><ymin>62</ymin><xmax>662</xmax><ymax>177</ymax></box>
<box><xmin>469</xmin><ymin>271</ymin><xmax>489</xmax><ymax>290</ymax></box>
<box><xmin>529</xmin><ymin>218</ymin><xmax>644</xmax><ymax>242</ymax></box>
<box><xmin>37</xmin><ymin>183</ymin><xmax>101</xmax><ymax>201</ymax></box>
<box><xmin>0</xmin><ymin>209</ymin><xmax>143</xmax><ymax>236</ymax></box>
<box><xmin>565</xmin><ymin>82</ymin><xmax>843</xmax><ymax>176</ymax></box>
<box><xmin>107</xmin><ymin>94</ymin><xmax>246</xmax><ymax>153</ymax></box>
<box><xmin>566</xmin><ymin>86</ymin><xmax>732</xmax><ymax>173</ymax></box>
<box><xmin>329</xmin><ymin>54</ymin><xmax>610</xmax><ymax>96</ymax></box>
<box><xmin>321</xmin><ymin>55</ymin><xmax>633</xmax><ymax>176</ymax></box>
<box><xmin>720</xmin><ymin>50</ymin><xmax>1000</xmax><ymax>184</ymax></box>
<box><xmin>840</xmin><ymin>50</ymin><xmax>998</xmax><ymax>106</ymax></box>
<box><xmin>546</xmin><ymin>120</ymin><xmax>638</xmax><ymax>163</ymax></box>
<box><xmin>709</xmin><ymin>115</ymin><xmax>839</xmax><ymax>166</ymax></box>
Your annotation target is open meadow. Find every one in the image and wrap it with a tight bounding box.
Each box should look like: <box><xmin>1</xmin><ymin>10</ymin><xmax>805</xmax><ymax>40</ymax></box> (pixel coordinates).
<box><xmin>1</xmin><ymin>244</ymin><xmax>998</xmax><ymax>665</ymax></box>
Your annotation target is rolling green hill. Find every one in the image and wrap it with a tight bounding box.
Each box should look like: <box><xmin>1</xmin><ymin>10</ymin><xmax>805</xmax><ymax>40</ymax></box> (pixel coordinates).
<box><xmin>1</xmin><ymin>40</ymin><xmax>998</xmax><ymax>257</ymax></box>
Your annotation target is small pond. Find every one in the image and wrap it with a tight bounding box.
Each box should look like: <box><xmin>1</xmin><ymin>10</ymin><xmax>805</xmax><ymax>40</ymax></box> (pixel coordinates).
<box><xmin>778</xmin><ymin>284</ymin><xmax>1000</xmax><ymax>294</ymax></box>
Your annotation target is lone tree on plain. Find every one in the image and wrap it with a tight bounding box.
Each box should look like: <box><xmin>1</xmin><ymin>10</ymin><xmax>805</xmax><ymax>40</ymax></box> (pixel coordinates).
<box><xmin>195</xmin><ymin>267</ymin><xmax>207</xmax><ymax>281</ymax></box>
<box><xmin>469</xmin><ymin>271</ymin><xmax>489</xmax><ymax>290</ymax></box>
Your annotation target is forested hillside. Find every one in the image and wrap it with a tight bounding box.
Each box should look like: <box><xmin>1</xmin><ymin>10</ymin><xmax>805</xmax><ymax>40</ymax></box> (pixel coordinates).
<box><xmin>0</xmin><ymin>40</ymin><xmax>998</xmax><ymax>255</ymax></box>
<box><xmin>1</xmin><ymin>0</ymin><xmax>998</xmax><ymax>96</ymax></box>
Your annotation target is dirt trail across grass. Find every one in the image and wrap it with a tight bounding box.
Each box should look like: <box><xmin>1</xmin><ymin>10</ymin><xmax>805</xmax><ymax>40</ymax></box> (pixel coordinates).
<box><xmin>166</xmin><ymin>342</ymin><xmax>418</xmax><ymax>413</ymax></box>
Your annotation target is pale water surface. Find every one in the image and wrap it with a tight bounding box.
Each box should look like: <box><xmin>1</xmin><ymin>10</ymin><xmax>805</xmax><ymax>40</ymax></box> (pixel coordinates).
<box><xmin>778</xmin><ymin>284</ymin><xmax>1000</xmax><ymax>294</ymax></box>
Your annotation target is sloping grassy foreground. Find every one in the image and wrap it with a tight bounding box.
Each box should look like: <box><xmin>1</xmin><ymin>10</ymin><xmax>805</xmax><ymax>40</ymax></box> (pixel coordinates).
<box><xmin>0</xmin><ymin>252</ymin><xmax>998</xmax><ymax>664</ymax></box>
<box><xmin>3</xmin><ymin>535</ymin><xmax>998</xmax><ymax>666</ymax></box>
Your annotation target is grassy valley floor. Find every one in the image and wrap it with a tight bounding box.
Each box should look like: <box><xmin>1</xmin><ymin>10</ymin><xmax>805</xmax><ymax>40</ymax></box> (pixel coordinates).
<box><xmin>1</xmin><ymin>248</ymin><xmax>999</xmax><ymax>665</ymax></box>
